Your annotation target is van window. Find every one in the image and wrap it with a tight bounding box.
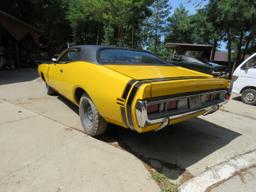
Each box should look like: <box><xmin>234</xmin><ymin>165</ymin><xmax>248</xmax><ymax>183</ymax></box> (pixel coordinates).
<box><xmin>244</xmin><ymin>56</ymin><xmax>256</xmax><ymax>69</ymax></box>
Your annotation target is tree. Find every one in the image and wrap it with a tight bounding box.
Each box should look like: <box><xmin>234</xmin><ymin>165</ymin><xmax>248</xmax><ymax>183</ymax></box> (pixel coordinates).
<box><xmin>165</xmin><ymin>6</ymin><xmax>192</xmax><ymax>43</ymax></box>
<box><xmin>142</xmin><ymin>0</ymin><xmax>170</xmax><ymax>54</ymax></box>
<box><xmin>1</xmin><ymin>0</ymin><xmax>73</xmax><ymax>56</ymax></box>
<box><xmin>67</xmin><ymin>0</ymin><xmax>153</xmax><ymax>48</ymax></box>
<box><xmin>207</xmin><ymin>0</ymin><xmax>256</xmax><ymax>74</ymax></box>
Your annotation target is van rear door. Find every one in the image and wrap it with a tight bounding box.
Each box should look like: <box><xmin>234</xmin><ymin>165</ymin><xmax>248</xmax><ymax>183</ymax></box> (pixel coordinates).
<box><xmin>233</xmin><ymin>53</ymin><xmax>256</xmax><ymax>93</ymax></box>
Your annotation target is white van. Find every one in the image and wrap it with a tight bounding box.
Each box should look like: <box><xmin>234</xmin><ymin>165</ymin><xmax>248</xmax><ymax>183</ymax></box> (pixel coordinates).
<box><xmin>232</xmin><ymin>53</ymin><xmax>256</xmax><ymax>105</ymax></box>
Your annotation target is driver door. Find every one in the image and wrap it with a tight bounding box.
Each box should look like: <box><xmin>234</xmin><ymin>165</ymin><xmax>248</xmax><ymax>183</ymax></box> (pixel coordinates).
<box><xmin>54</xmin><ymin>48</ymin><xmax>81</xmax><ymax>96</ymax></box>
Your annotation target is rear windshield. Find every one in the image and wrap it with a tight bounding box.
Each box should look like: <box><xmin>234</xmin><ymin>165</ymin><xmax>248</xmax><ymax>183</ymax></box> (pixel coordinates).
<box><xmin>98</xmin><ymin>48</ymin><xmax>170</xmax><ymax>65</ymax></box>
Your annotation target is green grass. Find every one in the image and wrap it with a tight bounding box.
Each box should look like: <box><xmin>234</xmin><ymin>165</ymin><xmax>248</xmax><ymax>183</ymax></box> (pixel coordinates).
<box><xmin>151</xmin><ymin>171</ymin><xmax>178</xmax><ymax>192</ymax></box>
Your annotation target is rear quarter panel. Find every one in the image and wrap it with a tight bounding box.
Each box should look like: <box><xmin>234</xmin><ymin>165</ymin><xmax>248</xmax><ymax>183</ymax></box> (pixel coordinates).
<box><xmin>61</xmin><ymin>61</ymin><xmax>131</xmax><ymax>127</ymax></box>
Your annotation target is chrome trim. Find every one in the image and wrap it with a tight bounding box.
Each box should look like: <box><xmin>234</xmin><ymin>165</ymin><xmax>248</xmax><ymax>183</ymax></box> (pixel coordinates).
<box><xmin>135</xmin><ymin>93</ymin><xmax>228</xmax><ymax>129</ymax></box>
<box><xmin>147</xmin><ymin>90</ymin><xmax>227</xmax><ymax>106</ymax></box>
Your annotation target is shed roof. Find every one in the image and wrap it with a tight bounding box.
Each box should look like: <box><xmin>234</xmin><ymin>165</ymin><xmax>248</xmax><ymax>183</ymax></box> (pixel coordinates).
<box><xmin>0</xmin><ymin>11</ymin><xmax>39</xmax><ymax>43</ymax></box>
<box><xmin>166</xmin><ymin>43</ymin><xmax>213</xmax><ymax>48</ymax></box>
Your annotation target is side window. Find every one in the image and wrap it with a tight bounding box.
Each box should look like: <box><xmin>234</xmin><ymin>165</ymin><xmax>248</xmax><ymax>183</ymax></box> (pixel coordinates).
<box><xmin>243</xmin><ymin>56</ymin><xmax>256</xmax><ymax>69</ymax></box>
<box><xmin>58</xmin><ymin>49</ymin><xmax>81</xmax><ymax>63</ymax></box>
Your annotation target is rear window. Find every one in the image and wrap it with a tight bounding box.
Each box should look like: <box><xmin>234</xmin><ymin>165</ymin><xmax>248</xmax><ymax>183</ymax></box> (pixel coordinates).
<box><xmin>98</xmin><ymin>48</ymin><xmax>169</xmax><ymax>65</ymax></box>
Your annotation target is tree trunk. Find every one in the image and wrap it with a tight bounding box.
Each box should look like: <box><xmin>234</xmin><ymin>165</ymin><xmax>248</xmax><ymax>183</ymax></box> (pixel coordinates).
<box><xmin>117</xmin><ymin>26</ymin><xmax>121</xmax><ymax>46</ymax></box>
<box><xmin>235</xmin><ymin>31</ymin><xmax>244</xmax><ymax>67</ymax></box>
<box><xmin>227</xmin><ymin>28</ymin><xmax>232</xmax><ymax>79</ymax></box>
<box><xmin>131</xmin><ymin>25</ymin><xmax>134</xmax><ymax>48</ymax></box>
<box><xmin>242</xmin><ymin>32</ymin><xmax>253</xmax><ymax>60</ymax></box>
<box><xmin>120</xmin><ymin>26</ymin><xmax>124</xmax><ymax>46</ymax></box>
<box><xmin>96</xmin><ymin>23</ymin><xmax>100</xmax><ymax>45</ymax></box>
<box><xmin>154</xmin><ymin>27</ymin><xmax>157</xmax><ymax>54</ymax></box>
<box><xmin>211</xmin><ymin>39</ymin><xmax>217</xmax><ymax>62</ymax></box>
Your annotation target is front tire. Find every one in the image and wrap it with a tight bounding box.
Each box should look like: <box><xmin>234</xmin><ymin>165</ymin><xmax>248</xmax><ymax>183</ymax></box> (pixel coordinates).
<box><xmin>79</xmin><ymin>93</ymin><xmax>107</xmax><ymax>136</ymax></box>
<box><xmin>241</xmin><ymin>88</ymin><xmax>256</xmax><ymax>105</ymax></box>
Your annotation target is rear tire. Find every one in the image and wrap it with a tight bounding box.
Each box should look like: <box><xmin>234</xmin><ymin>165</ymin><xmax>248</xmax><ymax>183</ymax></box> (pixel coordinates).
<box><xmin>79</xmin><ymin>93</ymin><xmax>107</xmax><ymax>136</ymax></box>
<box><xmin>46</xmin><ymin>83</ymin><xmax>57</xmax><ymax>96</ymax></box>
<box><xmin>241</xmin><ymin>88</ymin><xmax>256</xmax><ymax>105</ymax></box>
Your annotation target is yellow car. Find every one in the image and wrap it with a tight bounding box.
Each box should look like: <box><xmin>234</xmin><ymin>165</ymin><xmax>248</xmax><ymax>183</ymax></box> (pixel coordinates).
<box><xmin>38</xmin><ymin>45</ymin><xmax>230</xmax><ymax>136</ymax></box>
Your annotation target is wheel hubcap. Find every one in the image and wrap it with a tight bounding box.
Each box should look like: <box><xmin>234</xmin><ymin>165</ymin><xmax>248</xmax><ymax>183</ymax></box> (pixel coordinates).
<box><xmin>246</xmin><ymin>92</ymin><xmax>255</xmax><ymax>102</ymax></box>
<box><xmin>87</xmin><ymin>106</ymin><xmax>93</xmax><ymax>122</ymax></box>
<box><xmin>82</xmin><ymin>99</ymin><xmax>94</xmax><ymax>128</ymax></box>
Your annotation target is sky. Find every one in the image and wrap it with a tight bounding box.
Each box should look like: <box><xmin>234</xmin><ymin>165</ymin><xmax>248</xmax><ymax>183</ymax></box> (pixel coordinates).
<box><xmin>170</xmin><ymin>0</ymin><xmax>209</xmax><ymax>15</ymax></box>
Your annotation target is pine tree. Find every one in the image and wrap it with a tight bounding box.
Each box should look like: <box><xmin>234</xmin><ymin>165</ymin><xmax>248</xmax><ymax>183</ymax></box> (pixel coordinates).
<box><xmin>142</xmin><ymin>0</ymin><xmax>170</xmax><ymax>54</ymax></box>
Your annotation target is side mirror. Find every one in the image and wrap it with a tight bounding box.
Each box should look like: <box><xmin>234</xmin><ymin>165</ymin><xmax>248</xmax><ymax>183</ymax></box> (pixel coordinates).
<box><xmin>52</xmin><ymin>57</ymin><xmax>57</xmax><ymax>63</ymax></box>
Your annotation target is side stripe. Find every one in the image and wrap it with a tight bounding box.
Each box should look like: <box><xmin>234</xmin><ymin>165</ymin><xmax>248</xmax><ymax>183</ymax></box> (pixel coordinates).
<box><xmin>126</xmin><ymin>81</ymin><xmax>144</xmax><ymax>129</ymax></box>
<box><xmin>120</xmin><ymin>107</ymin><xmax>128</xmax><ymax>128</ymax></box>
<box><xmin>120</xmin><ymin>79</ymin><xmax>136</xmax><ymax>127</ymax></box>
<box><xmin>122</xmin><ymin>79</ymin><xmax>136</xmax><ymax>99</ymax></box>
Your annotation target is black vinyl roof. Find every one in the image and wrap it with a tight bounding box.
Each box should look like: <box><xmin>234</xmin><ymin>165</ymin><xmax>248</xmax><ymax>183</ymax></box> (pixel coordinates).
<box><xmin>65</xmin><ymin>45</ymin><xmax>155</xmax><ymax>64</ymax></box>
<box><xmin>69</xmin><ymin>45</ymin><xmax>114</xmax><ymax>64</ymax></box>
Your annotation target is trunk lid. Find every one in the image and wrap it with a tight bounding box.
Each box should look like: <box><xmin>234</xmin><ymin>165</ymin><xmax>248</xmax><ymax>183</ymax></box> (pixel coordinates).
<box><xmin>149</xmin><ymin>78</ymin><xmax>228</xmax><ymax>98</ymax></box>
<box><xmin>104</xmin><ymin>65</ymin><xmax>210</xmax><ymax>80</ymax></box>
<box><xmin>105</xmin><ymin>64</ymin><xmax>228</xmax><ymax>98</ymax></box>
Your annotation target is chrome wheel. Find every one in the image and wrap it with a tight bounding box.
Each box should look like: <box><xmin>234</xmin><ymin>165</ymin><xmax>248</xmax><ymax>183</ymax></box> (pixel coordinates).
<box><xmin>79</xmin><ymin>93</ymin><xmax>107</xmax><ymax>136</ymax></box>
<box><xmin>245</xmin><ymin>92</ymin><xmax>255</xmax><ymax>102</ymax></box>
<box><xmin>241</xmin><ymin>89</ymin><xmax>256</xmax><ymax>105</ymax></box>
<box><xmin>82</xmin><ymin>100</ymin><xmax>94</xmax><ymax>128</ymax></box>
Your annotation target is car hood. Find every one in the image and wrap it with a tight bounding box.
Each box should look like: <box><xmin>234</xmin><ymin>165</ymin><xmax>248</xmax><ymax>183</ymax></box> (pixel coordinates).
<box><xmin>104</xmin><ymin>64</ymin><xmax>211</xmax><ymax>80</ymax></box>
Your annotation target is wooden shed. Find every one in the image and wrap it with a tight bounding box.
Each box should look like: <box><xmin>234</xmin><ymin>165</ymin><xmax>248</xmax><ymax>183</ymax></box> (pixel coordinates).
<box><xmin>0</xmin><ymin>11</ymin><xmax>39</xmax><ymax>68</ymax></box>
<box><xmin>166</xmin><ymin>42</ymin><xmax>213</xmax><ymax>61</ymax></box>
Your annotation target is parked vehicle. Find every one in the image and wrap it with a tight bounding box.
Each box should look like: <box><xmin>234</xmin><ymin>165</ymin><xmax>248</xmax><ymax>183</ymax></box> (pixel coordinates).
<box><xmin>232</xmin><ymin>53</ymin><xmax>256</xmax><ymax>105</ymax></box>
<box><xmin>171</xmin><ymin>55</ymin><xmax>227</xmax><ymax>76</ymax></box>
<box><xmin>38</xmin><ymin>45</ymin><xmax>230</xmax><ymax>136</ymax></box>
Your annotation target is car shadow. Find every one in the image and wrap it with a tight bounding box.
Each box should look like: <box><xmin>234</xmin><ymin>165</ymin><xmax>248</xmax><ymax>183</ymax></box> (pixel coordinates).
<box><xmin>98</xmin><ymin>118</ymin><xmax>241</xmax><ymax>181</ymax></box>
<box><xmin>57</xmin><ymin>95</ymin><xmax>79</xmax><ymax>114</ymax></box>
<box><xmin>0</xmin><ymin>68</ymin><xmax>38</xmax><ymax>85</ymax></box>
<box><xmin>232</xmin><ymin>95</ymin><xmax>242</xmax><ymax>102</ymax></box>
<box><xmin>57</xmin><ymin>94</ymin><xmax>241</xmax><ymax>181</ymax></box>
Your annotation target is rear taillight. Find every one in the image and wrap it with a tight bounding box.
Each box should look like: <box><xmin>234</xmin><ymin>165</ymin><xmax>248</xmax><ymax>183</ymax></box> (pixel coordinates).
<box><xmin>166</xmin><ymin>100</ymin><xmax>177</xmax><ymax>111</ymax></box>
<box><xmin>147</xmin><ymin>104</ymin><xmax>159</xmax><ymax>114</ymax></box>
<box><xmin>201</xmin><ymin>94</ymin><xmax>216</xmax><ymax>103</ymax></box>
<box><xmin>145</xmin><ymin>90</ymin><xmax>226</xmax><ymax>117</ymax></box>
<box><xmin>225</xmin><ymin>93</ymin><xmax>231</xmax><ymax>100</ymax></box>
<box><xmin>206</xmin><ymin>94</ymin><xmax>214</xmax><ymax>102</ymax></box>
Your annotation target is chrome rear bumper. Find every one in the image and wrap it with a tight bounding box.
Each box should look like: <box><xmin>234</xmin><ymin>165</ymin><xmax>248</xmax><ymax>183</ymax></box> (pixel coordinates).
<box><xmin>135</xmin><ymin>90</ymin><xmax>228</xmax><ymax>129</ymax></box>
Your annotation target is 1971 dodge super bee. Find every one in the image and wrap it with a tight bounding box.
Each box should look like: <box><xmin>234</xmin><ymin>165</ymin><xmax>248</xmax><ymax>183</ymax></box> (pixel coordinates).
<box><xmin>38</xmin><ymin>45</ymin><xmax>230</xmax><ymax>136</ymax></box>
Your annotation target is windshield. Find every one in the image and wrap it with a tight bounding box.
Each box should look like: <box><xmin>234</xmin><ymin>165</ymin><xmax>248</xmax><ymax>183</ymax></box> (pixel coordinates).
<box><xmin>182</xmin><ymin>56</ymin><xmax>205</xmax><ymax>65</ymax></box>
<box><xmin>98</xmin><ymin>48</ymin><xmax>169</xmax><ymax>65</ymax></box>
<box><xmin>196</xmin><ymin>57</ymin><xmax>210</xmax><ymax>64</ymax></box>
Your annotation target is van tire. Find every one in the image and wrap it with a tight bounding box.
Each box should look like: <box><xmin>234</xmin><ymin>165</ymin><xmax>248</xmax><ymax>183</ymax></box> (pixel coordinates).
<box><xmin>241</xmin><ymin>88</ymin><xmax>256</xmax><ymax>105</ymax></box>
<box><xmin>79</xmin><ymin>93</ymin><xmax>107</xmax><ymax>136</ymax></box>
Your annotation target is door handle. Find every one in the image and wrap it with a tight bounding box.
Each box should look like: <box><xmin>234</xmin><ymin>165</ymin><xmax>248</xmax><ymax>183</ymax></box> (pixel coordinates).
<box><xmin>60</xmin><ymin>69</ymin><xmax>63</xmax><ymax>73</ymax></box>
